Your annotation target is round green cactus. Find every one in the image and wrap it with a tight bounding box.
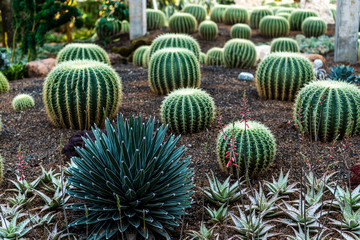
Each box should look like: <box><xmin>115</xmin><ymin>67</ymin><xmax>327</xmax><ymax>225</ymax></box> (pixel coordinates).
<box><xmin>206</xmin><ymin>47</ymin><xmax>224</xmax><ymax>66</ymax></box>
<box><xmin>277</xmin><ymin>13</ymin><xmax>291</xmax><ymax>20</ymax></box>
<box><xmin>0</xmin><ymin>72</ymin><xmax>9</xmax><ymax>94</ymax></box>
<box><xmin>259</xmin><ymin>16</ymin><xmax>289</xmax><ymax>38</ymax></box>
<box><xmin>276</xmin><ymin>8</ymin><xmax>293</xmax><ymax>15</ymax></box>
<box><xmin>56</xmin><ymin>43</ymin><xmax>110</xmax><ymax>65</ymax></box>
<box><xmin>231</xmin><ymin>23</ymin><xmax>251</xmax><ymax>39</ymax></box>
<box><xmin>199</xmin><ymin>20</ymin><xmax>218</xmax><ymax>41</ymax></box>
<box><xmin>250</xmin><ymin>7</ymin><xmax>273</xmax><ymax>29</ymax></box>
<box><xmin>289</xmin><ymin>9</ymin><xmax>319</xmax><ymax>31</ymax></box>
<box><xmin>0</xmin><ymin>154</ymin><xmax>3</xmax><ymax>184</ymax></box>
<box><xmin>200</xmin><ymin>52</ymin><xmax>206</xmax><ymax>64</ymax></box>
<box><xmin>143</xmin><ymin>48</ymin><xmax>150</xmax><ymax>68</ymax></box>
<box><xmin>294</xmin><ymin>80</ymin><xmax>360</xmax><ymax>142</ymax></box>
<box><xmin>169</xmin><ymin>13</ymin><xmax>197</xmax><ymax>34</ymax></box>
<box><xmin>223</xmin><ymin>6</ymin><xmax>248</xmax><ymax>25</ymax></box>
<box><xmin>223</xmin><ymin>39</ymin><xmax>257</xmax><ymax>68</ymax></box>
<box><xmin>210</xmin><ymin>5</ymin><xmax>228</xmax><ymax>23</ymax></box>
<box><xmin>217</xmin><ymin>121</ymin><xmax>276</xmax><ymax>177</ymax></box>
<box><xmin>270</xmin><ymin>38</ymin><xmax>299</xmax><ymax>53</ymax></box>
<box><xmin>255</xmin><ymin>53</ymin><xmax>315</xmax><ymax>101</ymax></box>
<box><xmin>95</xmin><ymin>17</ymin><xmax>122</xmax><ymax>39</ymax></box>
<box><xmin>121</xmin><ymin>20</ymin><xmax>129</xmax><ymax>33</ymax></box>
<box><xmin>149</xmin><ymin>48</ymin><xmax>201</xmax><ymax>95</ymax></box>
<box><xmin>301</xmin><ymin>17</ymin><xmax>327</xmax><ymax>37</ymax></box>
<box><xmin>330</xmin><ymin>7</ymin><xmax>336</xmax><ymax>21</ymax></box>
<box><xmin>183</xmin><ymin>4</ymin><xmax>207</xmax><ymax>23</ymax></box>
<box><xmin>12</xmin><ymin>94</ymin><xmax>35</xmax><ymax>111</ymax></box>
<box><xmin>160</xmin><ymin>88</ymin><xmax>215</xmax><ymax>134</ymax></box>
<box><xmin>43</xmin><ymin>60</ymin><xmax>122</xmax><ymax>129</ymax></box>
<box><xmin>146</xmin><ymin>9</ymin><xmax>166</xmax><ymax>30</ymax></box>
<box><xmin>133</xmin><ymin>46</ymin><xmax>150</xmax><ymax>67</ymax></box>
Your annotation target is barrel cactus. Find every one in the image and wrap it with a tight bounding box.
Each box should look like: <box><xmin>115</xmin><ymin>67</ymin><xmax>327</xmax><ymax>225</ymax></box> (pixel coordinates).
<box><xmin>183</xmin><ymin>4</ymin><xmax>207</xmax><ymax>23</ymax></box>
<box><xmin>210</xmin><ymin>5</ymin><xmax>228</xmax><ymax>23</ymax></box>
<box><xmin>294</xmin><ymin>80</ymin><xmax>360</xmax><ymax>142</ymax></box>
<box><xmin>276</xmin><ymin>8</ymin><xmax>293</xmax><ymax>15</ymax></box>
<box><xmin>217</xmin><ymin>121</ymin><xmax>276</xmax><ymax>177</ymax></box>
<box><xmin>289</xmin><ymin>10</ymin><xmax>318</xmax><ymax>31</ymax></box>
<box><xmin>66</xmin><ymin>114</ymin><xmax>194</xmax><ymax>239</ymax></box>
<box><xmin>160</xmin><ymin>88</ymin><xmax>215</xmax><ymax>134</ymax></box>
<box><xmin>0</xmin><ymin>72</ymin><xmax>9</xmax><ymax>94</ymax></box>
<box><xmin>206</xmin><ymin>47</ymin><xmax>224</xmax><ymax>66</ymax></box>
<box><xmin>259</xmin><ymin>16</ymin><xmax>289</xmax><ymax>38</ymax></box>
<box><xmin>270</xmin><ymin>38</ymin><xmax>299</xmax><ymax>53</ymax></box>
<box><xmin>277</xmin><ymin>13</ymin><xmax>291</xmax><ymax>20</ymax></box>
<box><xmin>121</xmin><ymin>20</ymin><xmax>129</xmax><ymax>33</ymax></box>
<box><xmin>255</xmin><ymin>53</ymin><xmax>315</xmax><ymax>101</ymax></box>
<box><xmin>223</xmin><ymin>39</ymin><xmax>257</xmax><ymax>68</ymax></box>
<box><xmin>143</xmin><ymin>48</ymin><xmax>150</xmax><ymax>68</ymax></box>
<box><xmin>56</xmin><ymin>43</ymin><xmax>110</xmax><ymax>65</ymax></box>
<box><xmin>250</xmin><ymin>7</ymin><xmax>273</xmax><ymax>29</ymax></box>
<box><xmin>231</xmin><ymin>23</ymin><xmax>251</xmax><ymax>39</ymax></box>
<box><xmin>301</xmin><ymin>17</ymin><xmax>327</xmax><ymax>37</ymax></box>
<box><xmin>149</xmin><ymin>48</ymin><xmax>201</xmax><ymax>95</ymax></box>
<box><xmin>223</xmin><ymin>6</ymin><xmax>248</xmax><ymax>25</ymax></box>
<box><xmin>146</xmin><ymin>9</ymin><xmax>166</xmax><ymax>30</ymax></box>
<box><xmin>330</xmin><ymin>7</ymin><xmax>336</xmax><ymax>21</ymax></box>
<box><xmin>200</xmin><ymin>52</ymin><xmax>206</xmax><ymax>64</ymax></box>
<box><xmin>169</xmin><ymin>13</ymin><xmax>197</xmax><ymax>34</ymax></box>
<box><xmin>12</xmin><ymin>94</ymin><xmax>35</xmax><ymax>111</ymax></box>
<box><xmin>133</xmin><ymin>46</ymin><xmax>150</xmax><ymax>67</ymax></box>
<box><xmin>95</xmin><ymin>17</ymin><xmax>122</xmax><ymax>39</ymax></box>
<box><xmin>43</xmin><ymin>60</ymin><xmax>122</xmax><ymax>129</ymax></box>
<box><xmin>199</xmin><ymin>20</ymin><xmax>218</xmax><ymax>41</ymax></box>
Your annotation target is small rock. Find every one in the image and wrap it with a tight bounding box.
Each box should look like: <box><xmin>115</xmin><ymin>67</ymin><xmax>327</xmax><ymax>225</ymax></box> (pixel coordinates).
<box><xmin>301</xmin><ymin>53</ymin><xmax>326</xmax><ymax>64</ymax></box>
<box><xmin>313</xmin><ymin>59</ymin><xmax>323</xmax><ymax>68</ymax></box>
<box><xmin>25</xmin><ymin>58</ymin><xmax>56</xmax><ymax>78</ymax></box>
<box><xmin>238</xmin><ymin>72</ymin><xmax>254</xmax><ymax>82</ymax></box>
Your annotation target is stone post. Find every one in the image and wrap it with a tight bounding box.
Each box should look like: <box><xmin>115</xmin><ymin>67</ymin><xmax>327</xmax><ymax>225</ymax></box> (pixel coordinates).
<box><xmin>129</xmin><ymin>0</ymin><xmax>147</xmax><ymax>40</ymax></box>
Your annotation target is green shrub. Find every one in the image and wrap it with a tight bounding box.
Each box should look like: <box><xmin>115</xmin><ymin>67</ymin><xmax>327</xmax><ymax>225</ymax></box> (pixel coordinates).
<box><xmin>56</xmin><ymin>43</ymin><xmax>110</xmax><ymax>64</ymax></box>
<box><xmin>200</xmin><ymin>52</ymin><xmax>206</xmax><ymax>64</ymax></box>
<box><xmin>169</xmin><ymin>13</ymin><xmax>198</xmax><ymax>34</ymax></box>
<box><xmin>259</xmin><ymin>16</ymin><xmax>289</xmax><ymax>38</ymax></box>
<box><xmin>95</xmin><ymin>17</ymin><xmax>122</xmax><ymax>39</ymax></box>
<box><xmin>183</xmin><ymin>4</ymin><xmax>207</xmax><ymax>23</ymax></box>
<box><xmin>0</xmin><ymin>72</ymin><xmax>9</xmax><ymax>94</ymax></box>
<box><xmin>206</xmin><ymin>47</ymin><xmax>224</xmax><ymax>66</ymax></box>
<box><xmin>133</xmin><ymin>46</ymin><xmax>149</xmax><ymax>67</ymax></box>
<box><xmin>149</xmin><ymin>48</ymin><xmax>201</xmax><ymax>95</ymax></box>
<box><xmin>160</xmin><ymin>88</ymin><xmax>215</xmax><ymax>133</ymax></box>
<box><xmin>0</xmin><ymin>154</ymin><xmax>3</xmax><ymax>184</ymax></box>
<box><xmin>250</xmin><ymin>7</ymin><xmax>273</xmax><ymax>29</ymax></box>
<box><xmin>217</xmin><ymin>120</ymin><xmax>276</xmax><ymax>177</ymax></box>
<box><xmin>121</xmin><ymin>20</ymin><xmax>129</xmax><ymax>33</ymax></box>
<box><xmin>223</xmin><ymin>39</ymin><xmax>257</xmax><ymax>68</ymax></box>
<box><xmin>270</xmin><ymin>37</ymin><xmax>299</xmax><ymax>52</ymax></box>
<box><xmin>289</xmin><ymin>10</ymin><xmax>318</xmax><ymax>31</ymax></box>
<box><xmin>294</xmin><ymin>81</ymin><xmax>360</xmax><ymax>142</ymax></box>
<box><xmin>210</xmin><ymin>5</ymin><xmax>228</xmax><ymax>23</ymax></box>
<box><xmin>277</xmin><ymin>13</ymin><xmax>290</xmax><ymax>20</ymax></box>
<box><xmin>255</xmin><ymin>53</ymin><xmax>314</xmax><ymax>101</ymax></box>
<box><xmin>223</xmin><ymin>6</ymin><xmax>248</xmax><ymax>25</ymax></box>
<box><xmin>66</xmin><ymin>114</ymin><xmax>194</xmax><ymax>239</ymax></box>
<box><xmin>301</xmin><ymin>17</ymin><xmax>327</xmax><ymax>37</ymax></box>
<box><xmin>12</xmin><ymin>94</ymin><xmax>35</xmax><ymax>111</ymax></box>
<box><xmin>199</xmin><ymin>20</ymin><xmax>218</xmax><ymax>41</ymax></box>
<box><xmin>231</xmin><ymin>23</ymin><xmax>251</xmax><ymax>39</ymax></box>
<box><xmin>146</xmin><ymin>9</ymin><xmax>167</xmax><ymax>30</ymax></box>
<box><xmin>43</xmin><ymin>60</ymin><xmax>122</xmax><ymax>129</ymax></box>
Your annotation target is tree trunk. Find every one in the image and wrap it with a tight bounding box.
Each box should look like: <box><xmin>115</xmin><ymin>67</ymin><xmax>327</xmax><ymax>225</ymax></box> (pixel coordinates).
<box><xmin>0</xmin><ymin>0</ymin><xmax>14</xmax><ymax>47</ymax></box>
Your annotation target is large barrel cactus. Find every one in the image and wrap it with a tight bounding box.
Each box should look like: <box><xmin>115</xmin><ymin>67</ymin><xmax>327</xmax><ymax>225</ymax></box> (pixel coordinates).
<box><xmin>223</xmin><ymin>6</ymin><xmax>248</xmax><ymax>25</ymax></box>
<box><xmin>270</xmin><ymin>38</ymin><xmax>299</xmax><ymax>53</ymax></box>
<box><xmin>146</xmin><ymin>9</ymin><xmax>167</xmax><ymax>30</ymax></box>
<box><xmin>259</xmin><ymin>16</ymin><xmax>289</xmax><ymax>38</ymax></box>
<box><xmin>217</xmin><ymin>121</ymin><xmax>276</xmax><ymax>177</ymax></box>
<box><xmin>210</xmin><ymin>5</ymin><xmax>228</xmax><ymax>23</ymax></box>
<box><xmin>255</xmin><ymin>53</ymin><xmax>315</xmax><ymax>101</ymax></box>
<box><xmin>289</xmin><ymin>10</ymin><xmax>318</xmax><ymax>31</ymax></box>
<box><xmin>160</xmin><ymin>88</ymin><xmax>215</xmax><ymax>134</ymax></box>
<box><xmin>95</xmin><ymin>17</ymin><xmax>122</xmax><ymax>39</ymax></box>
<box><xmin>56</xmin><ymin>43</ymin><xmax>110</xmax><ymax>64</ymax></box>
<box><xmin>223</xmin><ymin>39</ymin><xmax>257</xmax><ymax>68</ymax></box>
<box><xmin>294</xmin><ymin>81</ymin><xmax>360</xmax><ymax>142</ymax></box>
<box><xmin>43</xmin><ymin>60</ymin><xmax>122</xmax><ymax>129</ymax></box>
<box><xmin>149</xmin><ymin>48</ymin><xmax>201</xmax><ymax>95</ymax></box>
<box><xmin>206</xmin><ymin>47</ymin><xmax>224</xmax><ymax>66</ymax></box>
<box><xmin>169</xmin><ymin>13</ymin><xmax>197</xmax><ymax>34</ymax></box>
<box><xmin>250</xmin><ymin>7</ymin><xmax>273</xmax><ymax>29</ymax></box>
<box><xmin>231</xmin><ymin>23</ymin><xmax>251</xmax><ymax>39</ymax></box>
<box><xmin>301</xmin><ymin>17</ymin><xmax>327</xmax><ymax>37</ymax></box>
<box><xmin>199</xmin><ymin>20</ymin><xmax>218</xmax><ymax>41</ymax></box>
<box><xmin>133</xmin><ymin>46</ymin><xmax>149</xmax><ymax>67</ymax></box>
<box><xmin>0</xmin><ymin>72</ymin><xmax>9</xmax><ymax>94</ymax></box>
<box><xmin>183</xmin><ymin>4</ymin><xmax>207</xmax><ymax>23</ymax></box>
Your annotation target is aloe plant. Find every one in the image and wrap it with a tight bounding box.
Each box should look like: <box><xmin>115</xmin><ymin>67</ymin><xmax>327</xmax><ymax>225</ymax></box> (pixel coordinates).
<box><xmin>30</xmin><ymin>212</ymin><xmax>57</xmax><ymax>226</ymax></box>
<box><xmin>264</xmin><ymin>169</ymin><xmax>298</xmax><ymax>196</ymax></box>
<box><xmin>205</xmin><ymin>204</ymin><xmax>228</xmax><ymax>224</ymax></box>
<box><xmin>46</xmin><ymin>223</ymin><xmax>76</xmax><ymax>240</ymax></box>
<box><xmin>40</xmin><ymin>166</ymin><xmax>60</xmax><ymax>184</ymax></box>
<box><xmin>286</xmin><ymin>225</ymin><xmax>330</xmax><ymax>240</ymax></box>
<box><xmin>186</xmin><ymin>223</ymin><xmax>218</xmax><ymax>240</ymax></box>
<box><xmin>8</xmin><ymin>192</ymin><xmax>35</xmax><ymax>206</ymax></box>
<box><xmin>330</xmin><ymin>200</ymin><xmax>360</xmax><ymax>233</ymax></box>
<box><xmin>8</xmin><ymin>176</ymin><xmax>41</xmax><ymax>195</ymax></box>
<box><xmin>34</xmin><ymin>187</ymin><xmax>70</xmax><ymax>211</ymax></box>
<box><xmin>0</xmin><ymin>213</ymin><xmax>38</xmax><ymax>239</ymax></box>
<box><xmin>0</xmin><ymin>204</ymin><xmax>25</xmax><ymax>219</ymax></box>
<box><xmin>327</xmin><ymin>184</ymin><xmax>360</xmax><ymax>209</ymax></box>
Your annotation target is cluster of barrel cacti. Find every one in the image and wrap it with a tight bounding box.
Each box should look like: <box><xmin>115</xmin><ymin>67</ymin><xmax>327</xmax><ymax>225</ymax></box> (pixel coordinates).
<box><xmin>289</xmin><ymin>9</ymin><xmax>318</xmax><ymax>31</ymax></box>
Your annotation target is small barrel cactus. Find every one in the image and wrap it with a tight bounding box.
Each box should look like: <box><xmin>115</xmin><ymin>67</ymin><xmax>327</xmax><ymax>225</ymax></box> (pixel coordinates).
<box><xmin>231</xmin><ymin>23</ymin><xmax>251</xmax><ymax>39</ymax></box>
<box><xmin>223</xmin><ymin>6</ymin><xmax>248</xmax><ymax>25</ymax></box>
<box><xmin>289</xmin><ymin>9</ymin><xmax>319</xmax><ymax>31</ymax></box>
<box><xmin>43</xmin><ymin>60</ymin><xmax>122</xmax><ymax>129</ymax></box>
<box><xmin>200</xmin><ymin>52</ymin><xmax>206</xmax><ymax>64</ymax></box>
<box><xmin>199</xmin><ymin>20</ymin><xmax>218</xmax><ymax>41</ymax></box>
<box><xmin>169</xmin><ymin>13</ymin><xmax>197</xmax><ymax>34</ymax></box>
<box><xmin>146</xmin><ymin>9</ymin><xmax>166</xmax><ymax>30</ymax></box>
<box><xmin>276</xmin><ymin>8</ymin><xmax>293</xmax><ymax>15</ymax></box>
<box><xmin>0</xmin><ymin>72</ymin><xmax>9</xmax><ymax>94</ymax></box>
<box><xmin>250</xmin><ymin>7</ymin><xmax>273</xmax><ymax>29</ymax></box>
<box><xmin>149</xmin><ymin>48</ymin><xmax>201</xmax><ymax>95</ymax></box>
<box><xmin>301</xmin><ymin>17</ymin><xmax>327</xmax><ymax>37</ymax></box>
<box><xmin>95</xmin><ymin>17</ymin><xmax>122</xmax><ymax>39</ymax></box>
<box><xmin>183</xmin><ymin>4</ymin><xmax>207</xmax><ymax>23</ymax></box>
<box><xmin>294</xmin><ymin>81</ymin><xmax>360</xmax><ymax>142</ymax></box>
<box><xmin>56</xmin><ymin>43</ymin><xmax>110</xmax><ymax>64</ymax></box>
<box><xmin>277</xmin><ymin>13</ymin><xmax>291</xmax><ymax>20</ymax></box>
<box><xmin>206</xmin><ymin>47</ymin><xmax>224</xmax><ymax>66</ymax></box>
<box><xmin>121</xmin><ymin>20</ymin><xmax>129</xmax><ymax>33</ymax></box>
<box><xmin>223</xmin><ymin>39</ymin><xmax>257</xmax><ymax>68</ymax></box>
<box><xmin>259</xmin><ymin>16</ymin><xmax>289</xmax><ymax>38</ymax></box>
<box><xmin>0</xmin><ymin>154</ymin><xmax>3</xmax><ymax>184</ymax></box>
<box><xmin>160</xmin><ymin>88</ymin><xmax>215</xmax><ymax>134</ymax></box>
<box><xmin>210</xmin><ymin>5</ymin><xmax>228</xmax><ymax>23</ymax></box>
<box><xmin>330</xmin><ymin>7</ymin><xmax>336</xmax><ymax>21</ymax></box>
<box><xmin>255</xmin><ymin>53</ymin><xmax>315</xmax><ymax>101</ymax></box>
<box><xmin>143</xmin><ymin>48</ymin><xmax>150</xmax><ymax>68</ymax></box>
<box><xmin>270</xmin><ymin>37</ymin><xmax>299</xmax><ymax>53</ymax></box>
<box><xmin>217</xmin><ymin>121</ymin><xmax>276</xmax><ymax>177</ymax></box>
<box><xmin>133</xmin><ymin>46</ymin><xmax>150</xmax><ymax>67</ymax></box>
<box><xmin>12</xmin><ymin>94</ymin><xmax>35</xmax><ymax>111</ymax></box>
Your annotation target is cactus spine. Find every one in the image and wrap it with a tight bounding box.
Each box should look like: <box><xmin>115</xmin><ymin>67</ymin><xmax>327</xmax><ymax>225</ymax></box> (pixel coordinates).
<box><xmin>210</xmin><ymin>5</ymin><xmax>228</xmax><ymax>23</ymax></box>
<box><xmin>223</xmin><ymin>6</ymin><xmax>248</xmax><ymax>25</ymax></box>
<box><xmin>206</xmin><ymin>47</ymin><xmax>224</xmax><ymax>66</ymax></box>
<box><xmin>183</xmin><ymin>4</ymin><xmax>207</xmax><ymax>23</ymax></box>
<box><xmin>169</xmin><ymin>13</ymin><xmax>198</xmax><ymax>34</ymax></box>
<box><xmin>0</xmin><ymin>72</ymin><xmax>9</xmax><ymax>94</ymax></box>
<box><xmin>56</xmin><ymin>43</ymin><xmax>110</xmax><ymax>65</ymax></box>
<box><xmin>289</xmin><ymin>10</ymin><xmax>318</xmax><ymax>31</ymax></box>
<box><xmin>12</xmin><ymin>94</ymin><xmax>35</xmax><ymax>111</ymax></box>
<box><xmin>95</xmin><ymin>17</ymin><xmax>122</xmax><ymax>39</ymax></box>
<box><xmin>259</xmin><ymin>16</ymin><xmax>289</xmax><ymax>38</ymax></box>
<box><xmin>133</xmin><ymin>46</ymin><xmax>150</xmax><ymax>67</ymax></box>
<box><xmin>223</xmin><ymin>39</ymin><xmax>257</xmax><ymax>68</ymax></box>
<box><xmin>270</xmin><ymin>38</ymin><xmax>299</xmax><ymax>53</ymax></box>
<box><xmin>231</xmin><ymin>24</ymin><xmax>251</xmax><ymax>39</ymax></box>
<box><xmin>250</xmin><ymin>7</ymin><xmax>273</xmax><ymax>29</ymax></box>
<box><xmin>199</xmin><ymin>20</ymin><xmax>218</xmax><ymax>41</ymax></box>
<box><xmin>146</xmin><ymin>9</ymin><xmax>167</xmax><ymax>30</ymax></box>
<box><xmin>301</xmin><ymin>17</ymin><xmax>327</xmax><ymax>37</ymax></box>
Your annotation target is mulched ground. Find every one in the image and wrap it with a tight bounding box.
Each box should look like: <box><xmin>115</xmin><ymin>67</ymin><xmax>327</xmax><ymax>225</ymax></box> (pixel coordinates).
<box><xmin>0</xmin><ymin>23</ymin><xmax>360</xmax><ymax>239</ymax></box>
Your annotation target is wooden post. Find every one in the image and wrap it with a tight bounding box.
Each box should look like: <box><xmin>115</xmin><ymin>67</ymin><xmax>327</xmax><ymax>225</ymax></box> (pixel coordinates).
<box><xmin>334</xmin><ymin>0</ymin><xmax>359</xmax><ymax>63</ymax></box>
<box><xmin>129</xmin><ymin>0</ymin><xmax>147</xmax><ymax>40</ymax></box>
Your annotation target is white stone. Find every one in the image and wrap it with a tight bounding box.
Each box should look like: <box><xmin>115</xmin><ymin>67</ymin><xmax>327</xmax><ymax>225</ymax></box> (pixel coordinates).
<box><xmin>313</xmin><ymin>59</ymin><xmax>323</xmax><ymax>68</ymax></box>
<box><xmin>238</xmin><ymin>72</ymin><xmax>254</xmax><ymax>81</ymax></box>
<box><xmin>255</xmin><ymin>45</ymin><xmax>271</xmax><ymax>62</ymax></box>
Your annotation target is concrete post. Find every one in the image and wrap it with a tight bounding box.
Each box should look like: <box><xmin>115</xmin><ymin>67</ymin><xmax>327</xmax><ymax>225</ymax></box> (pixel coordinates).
<box><xmin>129</xmin><ymin>0</ymin><xmax>147</xmax><ymax>40</ymax></box>
<box><xmin>334</xmin><ymin>0</ymin><xmax>359</xmax><ymax>63</ymax></box>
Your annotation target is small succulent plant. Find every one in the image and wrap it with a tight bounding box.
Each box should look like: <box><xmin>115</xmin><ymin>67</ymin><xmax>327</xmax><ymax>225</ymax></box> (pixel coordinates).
<box><xmin>264</xmin><ymin>169</ymin><xmax>298</xmax><ymax>196</ymax></box>
<box><xmin>8</xmin><ymin>176</ymin><xmax>41</xmax><ymax>195</ymax></box>
<box><xmin>34</xmin><ymin>187</ymin><xmax>70</xmax><ymax>211</ymax></box>
<box><xmin>286</xmin><ymin>225</ymin><xmax>330</xmax><ymax>240</ymax></box>
<box><xmin>327</xmin><ymin>64</ymin><xmax>360</xmax><ymax>84</ymax></box>
<box><xmin>186</xmin><ymin>222</ymin><xmax>218</xmax><ymax>240</ymax></box>
<box><xmin>330</xmin><ymin>200</ymin><xmax>360</xmax><ymax>232</ymax></box>
<box><xmin>327</xmin><ymin>184</ymin><xmax>360</xmax><ymax>209</ymax></box>
<box><xmin>0</xmin><ymin>213</ymin><xmax>39</xmax><ymax>239</ymax></box>
<box><xmin>205</xmin><ymin>204</ymin><xmax>228</xmax><ymax>224</ymax></box>
<box><xmin>12</xmin><ymin>94</ymin><xmax>35</xmax><ymax>111</ymax></box>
